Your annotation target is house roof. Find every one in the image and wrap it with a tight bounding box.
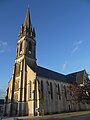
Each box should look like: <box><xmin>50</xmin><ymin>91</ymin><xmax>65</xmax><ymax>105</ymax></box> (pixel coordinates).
<box><xmin>36</xmin><ymin>66</ymin><xmax>70</xmax><ymax>83</ymax></box>
<box><xmin>0</xmin><ymin>99</ymin><xmax>4</xmax><ymax>104</ymax></box>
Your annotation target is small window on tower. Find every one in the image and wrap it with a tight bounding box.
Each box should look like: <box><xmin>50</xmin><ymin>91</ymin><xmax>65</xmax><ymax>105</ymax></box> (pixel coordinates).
<box><xmin>15</xmin><ymin>63</ymin><xmax>20</xmax><ymax>77</ymax></box>
<box><xmin>28</xmin><ymin>41</ymin><xmax>32</xmax><ymax>54</ymax></box>
<box><xmin>20</xmin><ymin>42</ymin><xmax>22</xmax><ymax>52</ymax></box>
<box><xmin>29</xmin><ymin>81</ymin><xmax>32</xmax><ymax>99</ymax></box>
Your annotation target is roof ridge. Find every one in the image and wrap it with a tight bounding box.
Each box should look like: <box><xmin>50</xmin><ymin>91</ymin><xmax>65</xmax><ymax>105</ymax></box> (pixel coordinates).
<box><xmin>37</xmin><ymin>65</ymin><xmax>70</xmax><ymax>83</ymax></box>
<box><xmin>66</xmin><ymin>69</ymin><xmax>85</xmax><ymax>76</ymax></box>
<box><xmin>37</xmin><ymin>65</ymin><xmax>65</xmax><ymax>76</ymax></box>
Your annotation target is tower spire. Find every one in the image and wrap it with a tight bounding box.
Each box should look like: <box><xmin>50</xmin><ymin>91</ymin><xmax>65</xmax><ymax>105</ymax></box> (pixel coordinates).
<box><xmin>18</xmin><ymin>7</ymin><xmax>34</xmax><ymax>39</ymax></box>
<box><xmin>23</xmin><ymin>7</ymin><xmax>31</xmax><ymax>28</ymax></box>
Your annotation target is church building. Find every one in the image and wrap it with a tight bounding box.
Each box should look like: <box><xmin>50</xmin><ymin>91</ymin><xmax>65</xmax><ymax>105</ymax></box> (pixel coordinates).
<box><xmin>4</xmin><ymin>8</ymin><xmax>90</xmax><ymax>117</ymax></box>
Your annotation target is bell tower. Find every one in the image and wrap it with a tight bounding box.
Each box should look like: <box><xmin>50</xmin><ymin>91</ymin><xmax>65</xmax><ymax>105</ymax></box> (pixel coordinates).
<box><xmin>8</xmin><ymin>7</ymin><xmax>37</xmax><ymax>116</ymax></box>
<box><xmin>16</xmin><ymin>7</ymin><xmax>36</xmax><ymax>69</ymax></box>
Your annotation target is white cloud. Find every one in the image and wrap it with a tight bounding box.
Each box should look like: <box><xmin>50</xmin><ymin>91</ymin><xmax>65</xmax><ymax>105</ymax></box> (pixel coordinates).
<box><xmin>0</xmin><ymin>41</ymin><xmax>11</xmax><ymax>53</ymax></box>
<box><xmin>61</xmin><ymin>61</ymin><xmax>67</xmax><ymax>72</ymax></box>
<box><xmin>72</xmin><ymin>40</ymin><xmax>83</xmax><ymax>53</ymax></box>
<box><xmin>72</xmin><ymin>46</ymin><xmax>78</xmax><ymax>53</ymax></box>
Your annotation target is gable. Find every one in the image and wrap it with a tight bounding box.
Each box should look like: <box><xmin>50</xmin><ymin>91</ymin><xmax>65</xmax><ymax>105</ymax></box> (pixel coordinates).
<box><xmin>66</xmin><ymin>70</ymin><xmax>85</xmax><ymax>84</ymax></box>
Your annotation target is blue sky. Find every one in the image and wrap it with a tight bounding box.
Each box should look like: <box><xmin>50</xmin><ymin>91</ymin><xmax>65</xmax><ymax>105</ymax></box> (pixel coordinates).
<box><xmin>1</xmin><ymin>0</ymin><xmax>90</xmax><ymax>98</ymax></box>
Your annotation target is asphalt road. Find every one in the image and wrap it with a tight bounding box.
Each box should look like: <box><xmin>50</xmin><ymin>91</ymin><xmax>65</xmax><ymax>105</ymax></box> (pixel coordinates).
<box><xmin>46</xmin><ymin>114</ymin><xmax>90</xmax><ymax>120</ymax></box>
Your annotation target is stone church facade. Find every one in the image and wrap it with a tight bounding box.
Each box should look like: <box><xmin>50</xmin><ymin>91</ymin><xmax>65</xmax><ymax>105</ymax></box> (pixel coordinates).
<box><xmin>4</xmin><ymin>8</ymin><xmax>90</xmax><ymax>117</ymax></box>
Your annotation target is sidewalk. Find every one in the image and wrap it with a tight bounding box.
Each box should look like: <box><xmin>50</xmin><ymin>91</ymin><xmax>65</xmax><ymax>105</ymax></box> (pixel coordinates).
<box><xmin>42</xmin><ymin>110</ymin><xmax>90</xmax><ymax>120</ymax></box>
<box><xmin>2</xmin><ymin>110</ymin><xmax>90</xmax><ymax>120</ymax></box>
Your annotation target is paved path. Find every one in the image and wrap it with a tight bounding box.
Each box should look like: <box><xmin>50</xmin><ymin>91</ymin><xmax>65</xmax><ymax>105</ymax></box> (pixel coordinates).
<box><xmin>2</xmin><ymin>110</ymin><xmax>90</xmax><ymax>120</ymax></box>
<box><xmin>47</xmin><ymin>114</ymin><xmax>90</xmax><ymax>120</ymax></box>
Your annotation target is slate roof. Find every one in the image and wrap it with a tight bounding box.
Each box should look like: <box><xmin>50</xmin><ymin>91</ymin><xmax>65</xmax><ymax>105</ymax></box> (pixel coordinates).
<box><xmin>36</xmin><ymin>66</ymin><xmax>70</xmax><ymax>83</ymax></box>
<box><xmin>66</xmin><ymin>73</ymin><xmax>77</xmax><ymax>83</ymax></box>
<box><xmin>66</xmin><ymin>70</ymin><xmax>85</xmax><ymax>83</ymax></box>
<box><xmin>26</xmin><ymin>60</ymin><xmax>85</xmax><ymax>84</ymax></box>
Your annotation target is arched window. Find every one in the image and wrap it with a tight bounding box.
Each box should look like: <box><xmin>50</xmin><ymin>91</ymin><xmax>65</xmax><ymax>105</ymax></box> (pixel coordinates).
<box><xmin>41</xmin><ymin>80</ymin><xmax>43</xmax><ymax>99</ymax></box>
<box><xmin>29</xmin><ymin>81</ymin><xmax>32</xmax><ymax>99</ymax></box>
<box><xmin>28</xmin><ymin>41</ymin><xmax>32</xmax><ymax>53</ymax></box>
<box><xmin>15</xmin><ymin>63</ymin><xmax>20</xmax><ymax>77</ymax></box>
<box><xmin>50</xmin><ymin>82</ymin><xmax>53</xmax><ymax>99</ymax></box>
<box><xmin>20</xmin><ymin>42</ymin><xmax>22</xmax><ymax>52</ymax></box>
<box><xmin>58</xmin><ymin>84</ymin><xmax>61</xmax><ymax>99</ymax></box>
<box><xmin>64</xmin><ymin>85</ymin><xmax>67</xmax><ymax>99</ymax></box>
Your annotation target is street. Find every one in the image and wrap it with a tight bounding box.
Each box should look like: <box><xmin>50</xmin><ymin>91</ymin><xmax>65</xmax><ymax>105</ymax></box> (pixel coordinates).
<box><xmin>45</xmin><ymin>114</ymin><xmax>90</xmax><ymax>120</ymax></box>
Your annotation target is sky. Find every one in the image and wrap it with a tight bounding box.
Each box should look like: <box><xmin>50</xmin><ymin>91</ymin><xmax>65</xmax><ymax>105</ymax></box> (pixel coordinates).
<box><xmin>1</xmin><ymin>0</ymin><xmax>90</xmax><ymax>98</ymax></box>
